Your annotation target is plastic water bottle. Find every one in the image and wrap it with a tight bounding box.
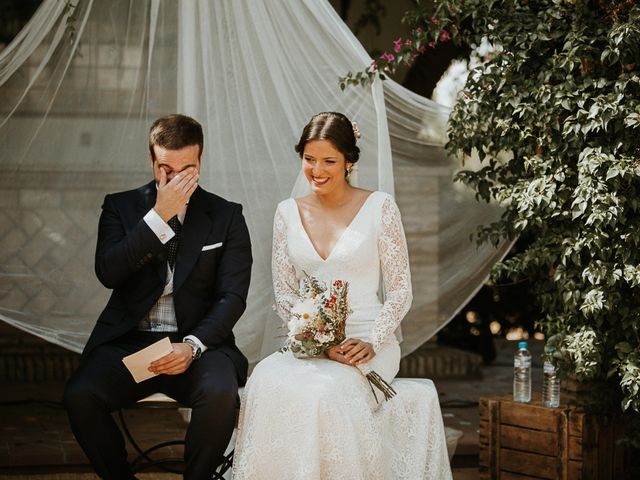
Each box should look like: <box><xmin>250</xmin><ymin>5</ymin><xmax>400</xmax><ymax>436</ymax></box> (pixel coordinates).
<box><xmin>542</xmin><ymin>348</ymin><xmax>560</xmax><ymax>408</ymax></box>
<box><xmin>513</xmin><ymin>341</ymin><xmax>531</xmax><ymax>402</ymax></box>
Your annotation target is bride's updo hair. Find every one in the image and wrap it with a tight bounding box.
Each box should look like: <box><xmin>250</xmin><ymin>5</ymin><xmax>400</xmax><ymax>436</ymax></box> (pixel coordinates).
<box><xmin>295</xmin><ymin>112</ymin><xmax>360</xmax><ymax>164</ymax></box>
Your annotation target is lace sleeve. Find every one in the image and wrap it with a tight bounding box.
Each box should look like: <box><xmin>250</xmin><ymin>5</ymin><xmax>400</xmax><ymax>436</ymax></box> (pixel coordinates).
<box><xmin>272</xmin><ymin>204</ymin><xmax>299</xmax><ymax>321</ymax></box>
<box><xmin>371</xmin><ymin>195</ymin><xmax>413</xmax><ymax>352</ymax></box>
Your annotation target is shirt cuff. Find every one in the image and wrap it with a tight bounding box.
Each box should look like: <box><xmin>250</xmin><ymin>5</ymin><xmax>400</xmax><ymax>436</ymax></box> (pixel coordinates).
<box><xmin>144</xmin><ymin>209</ymin><xmax>175</xmax><ymax>244</ymax></box>
<box><xmin>183</xmin><ymin>335</ymin><xmax>208</xmax><ymax>354</ymax></box>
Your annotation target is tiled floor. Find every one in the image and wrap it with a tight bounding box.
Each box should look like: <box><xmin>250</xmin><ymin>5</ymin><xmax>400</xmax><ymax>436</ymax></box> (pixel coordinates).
<box><xmin>0</xmin><ymin>339</ymin><xmax>544</xmax><ymax>479</ymax></box>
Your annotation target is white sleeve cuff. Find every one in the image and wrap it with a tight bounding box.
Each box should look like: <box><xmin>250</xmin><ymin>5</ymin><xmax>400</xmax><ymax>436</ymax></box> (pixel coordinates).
<box><xmin>184</xmin><ymin>335</ymin><xmax>208</xmax><ymax>354</ymax></box>
<box><xmin>144</xmin><ymin>209</ymin><xmax>175</xmax><ymax>244</ymax></box>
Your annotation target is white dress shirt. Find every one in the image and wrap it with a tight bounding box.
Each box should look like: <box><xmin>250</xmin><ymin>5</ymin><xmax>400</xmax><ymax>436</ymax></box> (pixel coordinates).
<box><xmin>140</xmin><ymin>206</ymin><xmax>207</xmax><ymax>354</ymax></box>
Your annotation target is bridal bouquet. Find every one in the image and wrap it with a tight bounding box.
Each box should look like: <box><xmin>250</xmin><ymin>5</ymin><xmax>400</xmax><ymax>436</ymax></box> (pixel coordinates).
<box><xmin>285</xmin><ymin>274</ymin><xmax>348</xmax><ymax>358</ymax></box>
<box><xmin>283</xmin><ymin>272</ymin><xmax>397</xmax><ymax>402</ymax></box>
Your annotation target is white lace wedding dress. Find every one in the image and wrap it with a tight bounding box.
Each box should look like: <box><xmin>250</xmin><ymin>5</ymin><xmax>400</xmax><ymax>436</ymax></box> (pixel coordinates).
<box><xmin>232</xmin><ymin>191</ymin><xmax>452</xmax><ymax>479</ymax></box>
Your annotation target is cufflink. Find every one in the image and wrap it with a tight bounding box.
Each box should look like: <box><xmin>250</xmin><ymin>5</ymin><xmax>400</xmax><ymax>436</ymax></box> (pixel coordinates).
<box><xmin>160</xmin><ymin>233</ymin><xmax>167</xmax><ymax>241</ymax></box>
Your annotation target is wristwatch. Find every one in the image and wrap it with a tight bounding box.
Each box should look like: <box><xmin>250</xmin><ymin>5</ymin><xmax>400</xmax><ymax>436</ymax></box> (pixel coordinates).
<box><xmin>184</xmin><ymin>338</ymin><xmax>202</xmax><ymax>360</ymax></box>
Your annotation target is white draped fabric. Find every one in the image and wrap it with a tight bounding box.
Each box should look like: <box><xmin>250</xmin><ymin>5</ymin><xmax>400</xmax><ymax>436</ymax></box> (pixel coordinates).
<box><xmin>0</xmin><ymin>0</ymin><xmax>507</xmax><ymax>365</ymax></box>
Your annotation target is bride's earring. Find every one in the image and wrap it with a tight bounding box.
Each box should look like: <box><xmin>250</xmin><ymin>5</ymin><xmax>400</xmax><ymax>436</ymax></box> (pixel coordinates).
<box><xmin>345</xmin><ymin>165</ymin><xmax>353</xmax><ymax>181</ymax></box>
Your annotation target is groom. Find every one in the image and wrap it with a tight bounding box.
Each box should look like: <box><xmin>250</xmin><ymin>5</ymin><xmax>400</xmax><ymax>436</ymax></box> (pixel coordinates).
<box><xmin>63</xmin><ymin>114</ymin><xmax>252</xmax><ymax>480</ymax></box>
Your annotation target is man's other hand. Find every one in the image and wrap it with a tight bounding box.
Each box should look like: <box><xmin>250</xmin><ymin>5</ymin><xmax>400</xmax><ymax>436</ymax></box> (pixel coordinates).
<box><xmin>154</xmin><ymin>168</ymin><xmax>199</xmax><ymax>221</ymax></box>
<box><xmin>149</xmin><ymin>343</ymin><xmax>194</xmax><ymax>375</ymax></box>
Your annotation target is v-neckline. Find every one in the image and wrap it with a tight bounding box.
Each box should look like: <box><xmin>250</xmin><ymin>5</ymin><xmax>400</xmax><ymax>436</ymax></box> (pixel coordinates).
<box><xmin>294</xmin><ymin>192</ymin><xmax>376</xmax><ymax>262</ymax></box>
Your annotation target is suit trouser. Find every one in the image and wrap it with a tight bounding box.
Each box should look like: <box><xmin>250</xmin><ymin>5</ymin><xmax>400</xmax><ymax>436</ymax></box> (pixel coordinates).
<box><xmin>63</xmin><ymin>330</ymin><xmax>239</xmax><ymax>480</ymax></box>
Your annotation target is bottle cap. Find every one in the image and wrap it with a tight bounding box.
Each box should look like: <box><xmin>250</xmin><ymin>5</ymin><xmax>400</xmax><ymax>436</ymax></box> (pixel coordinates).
<box><xmin>547</xmin><ymin>347</ymin><xmax>556</xmax><ymax>353</ymax></box>
<box><xmin>518</xmin><ymin>341</ymin><xmax>528</xmax><ymax>349</ymax></box>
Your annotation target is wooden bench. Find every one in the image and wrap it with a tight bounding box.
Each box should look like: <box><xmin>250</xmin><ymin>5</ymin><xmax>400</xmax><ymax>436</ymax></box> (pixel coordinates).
<box><xmin>118</xmin><ymin>390</ymin><xmax>243</xmax><ymax>478</ymax></box>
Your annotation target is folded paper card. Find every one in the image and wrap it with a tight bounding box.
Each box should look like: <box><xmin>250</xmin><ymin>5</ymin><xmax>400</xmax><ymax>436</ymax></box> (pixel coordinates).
<box><xmin>122</xmin><ymin>337</ymin><xmax>173</xmax><ymax>383</ymax></box>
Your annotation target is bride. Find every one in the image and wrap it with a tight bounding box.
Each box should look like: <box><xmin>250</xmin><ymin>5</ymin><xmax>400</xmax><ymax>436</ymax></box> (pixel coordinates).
<box><xmin>232</xmin><ymin>112</ymin><xmax>452</xmax><ymax>479</ymax></box>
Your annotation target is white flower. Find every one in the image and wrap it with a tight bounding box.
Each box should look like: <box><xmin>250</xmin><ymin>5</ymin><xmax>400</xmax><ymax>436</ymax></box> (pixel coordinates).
<box><xmin>314</xmin><ymin>332</ymin><xmax>334</xmax><ymax>344</ymax></box>
<box><xmin>291</xmin><ymin>297</ymin><xmax>316</xmax><ymax>318</ymax></box>
<box><xmin>287</xmin><ymin>316</ymin><xmax>308</xmax><ymax>337</ymax></box>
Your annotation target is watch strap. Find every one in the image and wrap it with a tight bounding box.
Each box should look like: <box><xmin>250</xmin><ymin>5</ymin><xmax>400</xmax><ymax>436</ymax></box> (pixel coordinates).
<box><xmin>184</xmin><ymin>338</ymin><xmax>202</xmax><ymax>360</ymax></box>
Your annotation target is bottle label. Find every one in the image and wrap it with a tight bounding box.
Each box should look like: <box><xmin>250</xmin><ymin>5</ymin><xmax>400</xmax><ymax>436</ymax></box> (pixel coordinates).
<box><xmin>515</xmin><ymin>358</ymin><xmax>531</xmax><ymax>368</ymax></box>
<box><xmin>544</xmin><ymin>362</ymin><xmax>556</xmax><ymax>374</ymax></box>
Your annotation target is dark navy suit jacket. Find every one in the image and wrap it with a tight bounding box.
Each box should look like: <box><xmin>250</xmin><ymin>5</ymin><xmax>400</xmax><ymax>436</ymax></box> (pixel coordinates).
<box><xmin>84</xmin><ymin>180</ymin><xmax>252</xmax><ymax>385</ymax></box>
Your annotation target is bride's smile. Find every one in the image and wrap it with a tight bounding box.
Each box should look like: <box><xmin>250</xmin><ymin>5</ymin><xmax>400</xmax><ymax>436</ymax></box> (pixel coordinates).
<box><xmin>302</xmin><ymin>139</ymin><xmax>352</xmax><ymax>195</ymax></box>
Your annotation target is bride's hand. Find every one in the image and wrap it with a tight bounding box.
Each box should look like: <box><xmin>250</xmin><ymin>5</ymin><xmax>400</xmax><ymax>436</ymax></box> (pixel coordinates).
<box><xmin>325</xmin><ymin>344</ymin><xmax>352</xmax><ymax>365</ymax></box>
<box><xmin>337</xmin><ymin>338</ymin><xmax>376</xmax><ymax>365</ymax></box>
<box><xmin>341</xmin><ymin>338</ymin><xmax>375</xmax><ymax>365</ymax></box>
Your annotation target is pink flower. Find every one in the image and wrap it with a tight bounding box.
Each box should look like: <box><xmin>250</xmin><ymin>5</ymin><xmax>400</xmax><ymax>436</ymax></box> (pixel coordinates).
<box><xmin>430</xmin><ymin>17</ymin><xmax>440</xmax><ymax>26</ymax></box>
<box><xmin>380</xmin><ymin>52</ymin><xmax>395</xmax><ymax>63</ymax></box>
<box><xmin>439</xmin><ymin>29</ymin><xmax>451</xmax><ymax>42</ymax></box>
<box><xmin>368</xmin><ymin>60</ymin><xmax>378</xmax><ymax>72</ymax></box>
<box><xmin>404</xmin><ymin>39</ymin><xmax>412</xmax><ymax>46</ymax></box>
<box><xmin>393</xmin><ymin>37</ymin><xmax>403</xmax><ymax>53</ymax></box>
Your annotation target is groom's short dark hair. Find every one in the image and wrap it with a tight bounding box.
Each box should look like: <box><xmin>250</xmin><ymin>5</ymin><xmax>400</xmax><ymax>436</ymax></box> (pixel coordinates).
<box><xmin>149</xmin><ymin>114</ymin><xmax>204</xmax><ymax>160</ymax></box>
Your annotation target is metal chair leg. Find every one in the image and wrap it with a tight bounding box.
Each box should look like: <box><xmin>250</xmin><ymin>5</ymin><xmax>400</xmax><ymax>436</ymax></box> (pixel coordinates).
<box><xmin>118</xmin><ymin>407</ymin><xmax>235</xmax><ymax>477</ymax></box>
<box><xmin>118</xmin><ymin>408</ymin><xmax>185</xmax><ymax>474</ymax></box>
<box><xmin>211</xmin><ymin>450</ymin><xmax>234</xmax><ymax>479</ymax></box>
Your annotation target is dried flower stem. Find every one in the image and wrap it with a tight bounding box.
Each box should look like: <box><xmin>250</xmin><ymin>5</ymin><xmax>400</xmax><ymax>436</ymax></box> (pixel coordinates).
<box><xmin>366</xmin><ymin>371</ymin><xmax>397</xmax><ymax>403</ymax></box>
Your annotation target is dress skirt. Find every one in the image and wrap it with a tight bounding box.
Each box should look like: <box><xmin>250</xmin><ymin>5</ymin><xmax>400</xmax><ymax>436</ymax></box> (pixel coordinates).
<box><xmin>232</xmin><ymin>336</ymin><xmax>453</xmax><ymax>480</ymax></box>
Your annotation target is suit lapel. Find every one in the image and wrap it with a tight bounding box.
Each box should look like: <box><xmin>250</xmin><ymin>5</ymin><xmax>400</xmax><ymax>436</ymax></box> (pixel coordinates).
<box><xmin>138</xmin><ymin>181</ymin><xmax>168</xmax><ymax>282</ymax></box>
<box><xmin>173</xmin><ymin>186</ymin><xmax>211</xmax><ymax>292</ymax></box>
<box><xmin>139</xmin><ymin>180</ymin><xmax>157</xmax><ymax>212</ymax></box>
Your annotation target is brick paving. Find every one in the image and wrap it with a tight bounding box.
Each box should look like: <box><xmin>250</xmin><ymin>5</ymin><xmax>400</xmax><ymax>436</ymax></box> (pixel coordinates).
<box><xmin>0</xmin><ymin>382</ymin><xmax>187</xmax><ymax>471</ymax></box>
<box><xmin>0</xmin><ymin>475</ymin><xmax>178</xmax><ymax>479</ymax></box>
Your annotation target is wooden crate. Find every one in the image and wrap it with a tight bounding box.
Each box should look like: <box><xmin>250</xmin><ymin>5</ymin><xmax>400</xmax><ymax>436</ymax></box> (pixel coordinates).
<box><xmin>479</xmin><ymin>393</ymin><xmax>626</xmax><ymax>479</ymax></box>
